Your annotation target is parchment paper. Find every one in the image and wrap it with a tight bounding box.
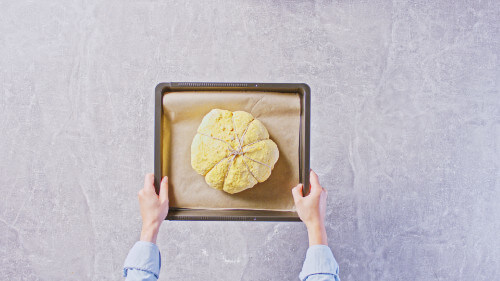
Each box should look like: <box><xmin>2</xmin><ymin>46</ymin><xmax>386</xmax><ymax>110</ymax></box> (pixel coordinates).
<box><xmin>162</xmin><ymin>91</ymin><xmax>300</xmax><ymax>211</ymax></box>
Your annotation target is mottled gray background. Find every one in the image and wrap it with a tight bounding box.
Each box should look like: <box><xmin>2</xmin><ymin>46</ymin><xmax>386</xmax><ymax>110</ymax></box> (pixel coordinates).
<box><xmin>1</xmin><ymin>0</ymin><xmax>499</xmax><ymax>280</ymax></box>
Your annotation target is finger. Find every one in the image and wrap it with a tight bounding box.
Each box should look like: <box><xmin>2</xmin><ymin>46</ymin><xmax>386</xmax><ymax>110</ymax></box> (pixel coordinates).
<box><xmin>159</xmin><ymin>176</ymin><xmax>169</xmax><ymax>204</ymax></box>
<box><xmin>310</xmin><ymin>170</ymin><xmax>322</xmax><ymax>194</ymax></box>
<box><xmin>143</xmin><ymin>173</ymin><xmax>155</xmax><ymax>192</ymax></box>
<box><xmin>291</xmin><ymin>184</ymin><xmax>303</xmax><ymax>202</ymax></box>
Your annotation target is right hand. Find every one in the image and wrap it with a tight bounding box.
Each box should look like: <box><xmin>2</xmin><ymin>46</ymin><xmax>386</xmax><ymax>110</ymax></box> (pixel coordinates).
<box><xmin>292</xmin><ymin>169</ymin><xmax>328</xmax><ymax>245</ymax></box>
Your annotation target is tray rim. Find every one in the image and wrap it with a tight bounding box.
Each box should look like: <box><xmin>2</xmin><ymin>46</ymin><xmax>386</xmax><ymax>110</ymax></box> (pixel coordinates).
<box><xmin>154</xmin><ymin>82</ymin><xmax>310</xmax><ymax>221</ymax></box>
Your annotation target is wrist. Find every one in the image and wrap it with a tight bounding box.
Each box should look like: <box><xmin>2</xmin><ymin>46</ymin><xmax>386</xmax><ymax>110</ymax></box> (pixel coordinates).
<box><xmin>140</xmin><ymin>223</ymin><xmax>160</xmax><ymax>243</ymax></box>
<box><xmin>306</xmin><ymin>222</ymin><xmax>327</xmax><ymax>246</ymax></box>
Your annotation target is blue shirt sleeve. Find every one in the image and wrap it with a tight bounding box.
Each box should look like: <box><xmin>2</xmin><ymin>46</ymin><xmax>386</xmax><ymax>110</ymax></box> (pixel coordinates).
<box><xmin>123</xmin><ymin>241</ymin><xmax>161</xmax><ymax>281</ymax></box>
<box><xmin>299</xmin><ymin>245</ymin><xmax>340</xmax><ymax>281</ymax></box>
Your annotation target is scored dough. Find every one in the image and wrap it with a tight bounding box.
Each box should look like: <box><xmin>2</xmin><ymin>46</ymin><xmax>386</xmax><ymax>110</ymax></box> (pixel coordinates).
<box><xmin>191</xmin><ymin>109</ymin><xmax>279</xmax><ymax>194</ymax></box>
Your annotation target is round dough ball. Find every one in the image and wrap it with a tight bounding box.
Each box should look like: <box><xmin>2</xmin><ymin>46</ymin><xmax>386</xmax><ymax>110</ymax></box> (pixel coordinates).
<box><xmin>191</xmin><ymin>109</ymin><xmax>279</xmax><ymax>194</ymax></box>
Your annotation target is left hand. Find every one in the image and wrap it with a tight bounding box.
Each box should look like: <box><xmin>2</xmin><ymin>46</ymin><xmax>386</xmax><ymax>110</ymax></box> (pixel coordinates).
<box><xmin>138</xmin><ymin>173</ymin><xmax>169</xmax><ymax>244</ymax></box>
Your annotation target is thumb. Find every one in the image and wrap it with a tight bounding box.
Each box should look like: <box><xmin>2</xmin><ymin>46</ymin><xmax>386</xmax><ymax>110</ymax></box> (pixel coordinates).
<box><xmin>159</xmin><ymin>176</ymin><xmax>169</xmax><ymax>203</ymax></box>
<box><xmin>291</xmin><ymin>183</ymin><xmax>303</xmax><ymax>203</ymax></box>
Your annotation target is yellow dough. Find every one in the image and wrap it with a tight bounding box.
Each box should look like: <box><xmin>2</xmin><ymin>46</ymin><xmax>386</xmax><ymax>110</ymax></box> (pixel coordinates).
<box><xmin>191</xmin><ymin>109</ymin><xmax>279</xmax><ymax>194</ymax></box>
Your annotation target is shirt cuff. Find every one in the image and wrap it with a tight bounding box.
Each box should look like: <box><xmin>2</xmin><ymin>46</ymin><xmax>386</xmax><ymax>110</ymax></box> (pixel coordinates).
<box><xmin>299</xmin><ymin>245</ymin><xmax>339</xmax><ymax>281</ymax></box>
<box><xmin>123</xmin><ymin>241</ymin><xmax>161</xmax><ymax>278</ymax></box>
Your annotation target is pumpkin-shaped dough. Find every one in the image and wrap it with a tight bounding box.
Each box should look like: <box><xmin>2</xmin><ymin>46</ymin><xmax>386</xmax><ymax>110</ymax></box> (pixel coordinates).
<box><xmin>191</xmin><ymin>109</ymin><xmax>279</xmax><ymax>194</ymax></box>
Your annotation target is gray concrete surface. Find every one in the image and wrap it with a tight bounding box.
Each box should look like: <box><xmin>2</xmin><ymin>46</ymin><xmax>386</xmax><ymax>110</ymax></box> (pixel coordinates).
<box><xmin>1</xmin><ymin>1</ymin><xmax>499</xmax><ymax>280</ymax></box>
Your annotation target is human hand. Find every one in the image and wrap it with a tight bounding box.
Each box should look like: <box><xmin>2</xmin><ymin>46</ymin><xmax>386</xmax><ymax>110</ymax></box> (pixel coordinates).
<box><xmin>138</xmin><ymin>173</ymin><xmax>169</xmax><ymax>244</ymax></box>
<box><xmin>292</xmin><ymin>169</ymin><xmax>328</xmax><ymax>246</ymax></box>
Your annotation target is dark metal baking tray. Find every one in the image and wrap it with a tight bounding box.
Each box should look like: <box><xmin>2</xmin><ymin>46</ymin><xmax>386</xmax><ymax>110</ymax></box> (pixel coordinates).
<box><xmin>154</xmin><ymin>82</ymin><xmax>310</xmax><ymax>221</ymax></box>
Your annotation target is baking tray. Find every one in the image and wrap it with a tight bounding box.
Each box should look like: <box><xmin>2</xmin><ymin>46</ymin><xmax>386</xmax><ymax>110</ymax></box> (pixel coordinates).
<box><xmin>154</xmin><ymin>82</ymin><xmax>310</xmax><ymax>221</ymax></box>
